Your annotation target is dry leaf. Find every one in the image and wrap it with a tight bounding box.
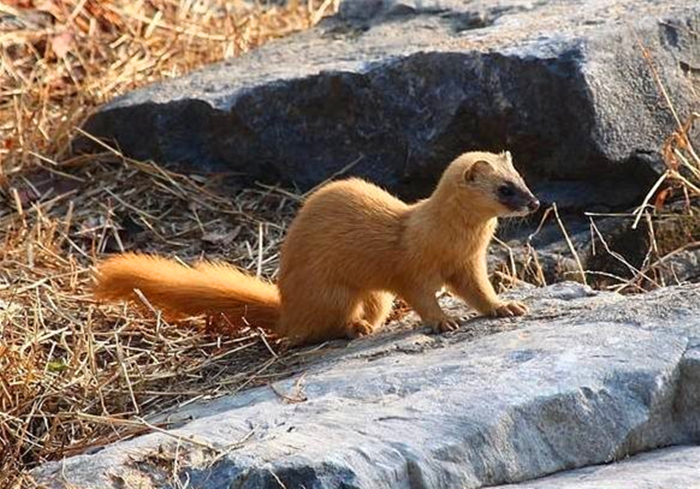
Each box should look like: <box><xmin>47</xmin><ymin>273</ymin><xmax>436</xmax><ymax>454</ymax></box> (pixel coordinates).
<box><xmin>654</xmin><ymin>186</ymin><xmax>673</xmax><ymax>210</ymax></box>
<box><xmin>50</xmin><ymin>30</ymin><xmax>73</xmax><ymax>58</ymax></box>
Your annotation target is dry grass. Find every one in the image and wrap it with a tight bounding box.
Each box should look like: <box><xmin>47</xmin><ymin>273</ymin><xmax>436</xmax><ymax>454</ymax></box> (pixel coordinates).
<box><xmin>491</xmin><ymin>119</ymin><xmax>700</xmax><ymax>293</ymax></box>
<box><xmin>618</xmin><ymin>111</ymin><xmax>700</xmax><ymax>290</ymax></box>
<box><xmin>494</xmin><ymin>44</ymin><xmax>700</xmax><ymax>294</ymax></box>
<box><xmin>585</xmin><ymin>40</ymin><xmax>700</xmax><ymax>292</ymax></box>
<box><xmin>0</xmin><ymin>0</ymin><xmax>336</xmax><ymax>486</ymax></box>
<box><xmin>0</xmin><ymin>0</ymin><xmax>337</xmax><ymax>177</ymax></box>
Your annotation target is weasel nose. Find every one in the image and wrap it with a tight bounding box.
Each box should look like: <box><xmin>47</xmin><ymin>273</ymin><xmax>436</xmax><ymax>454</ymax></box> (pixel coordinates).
<box><xmin>527</xmin><ymin>199</ymin><xmax>540</xmax><ymax>212</ymax></box>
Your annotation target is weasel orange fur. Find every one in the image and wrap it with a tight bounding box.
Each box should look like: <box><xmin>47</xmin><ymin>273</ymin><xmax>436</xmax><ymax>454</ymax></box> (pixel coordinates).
<box><xmin>94</xmin><ymin>151</ymin><xmax>539</xmax><ymax>345</ymax></box>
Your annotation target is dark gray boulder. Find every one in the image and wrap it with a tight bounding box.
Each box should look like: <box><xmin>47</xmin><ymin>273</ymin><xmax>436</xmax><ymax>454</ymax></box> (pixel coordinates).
<box><xmin>33</xmin><ymin>283</ymin><xmax>700</xmax><ymax>488</ymax></box>
<box><xmin>79</xmin><ymin>0</ymin><xmax>700</xmax><ymax>204</ymax></box>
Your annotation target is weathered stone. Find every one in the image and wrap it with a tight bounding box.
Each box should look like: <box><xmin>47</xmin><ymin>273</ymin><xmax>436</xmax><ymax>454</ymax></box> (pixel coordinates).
<box><xmin>33</xmin><ymin>283</ymin><xmax>700</xmax><ymax>488</ymax></box>
<box><xmin>78</xmin><ymin>0</ymin><xmax>700</xmax><ymax>204</ymax></box>
<box><xmin>494</xmin><ymin>445</ymin><xmax>700</xmax><ymax>489</ymax></box>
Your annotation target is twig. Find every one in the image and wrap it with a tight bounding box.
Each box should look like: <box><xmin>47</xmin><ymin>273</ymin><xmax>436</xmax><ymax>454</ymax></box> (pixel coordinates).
<box><xmin>551</xmin><ymin>203</ymin><xmax>587</xmax><ymax>285</ymax></box>
<box><xmin>301</xmin><ymin>154</ymin><xmax>365</xmax><ymax>199</ymax></box>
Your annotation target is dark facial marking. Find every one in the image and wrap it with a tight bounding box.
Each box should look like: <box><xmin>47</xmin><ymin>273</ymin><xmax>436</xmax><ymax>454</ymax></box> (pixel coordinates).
<box><xmin>496</xmin><ymin>181</ymin><xmax>538</xmax><ymax>212</ymax></box>
<box><xmin>497</xmin><ymin>183</ymin><xmax>517</xmax><ymax>199</ymax></box>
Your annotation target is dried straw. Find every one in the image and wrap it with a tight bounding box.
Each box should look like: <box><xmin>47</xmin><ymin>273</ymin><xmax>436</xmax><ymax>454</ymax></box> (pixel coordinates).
<box><xmin>0</xmin><ymin>0</ymin><xmax>335</xmax><ymax>486</ymax></box>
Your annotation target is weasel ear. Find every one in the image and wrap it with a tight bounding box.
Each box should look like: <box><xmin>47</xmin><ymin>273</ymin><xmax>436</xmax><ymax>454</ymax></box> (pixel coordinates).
<box><xmin>463</xmin><ymin>160</ymin><xmax>493</xmax><ymax>182</ymax></box>
<box><xmin>503</xmin><ymin>151</ymin><xmax>513</xmax><ymax>164</ymax></box>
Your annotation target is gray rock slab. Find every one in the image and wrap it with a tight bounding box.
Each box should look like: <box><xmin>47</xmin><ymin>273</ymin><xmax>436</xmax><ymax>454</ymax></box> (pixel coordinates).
<box><xmin>494</xmin><ymin>445</ymin><xmax>700</xmax><ymax>489</ymax></box>
<box><xmin>33</xmin><ymin>283</ymin><xmax>700</xmax><ymax>488</ymax></box>
<box><xmin>78</xmin><ymin>0</ymin><xmax>700</xmax><ymax>204</ymax></box>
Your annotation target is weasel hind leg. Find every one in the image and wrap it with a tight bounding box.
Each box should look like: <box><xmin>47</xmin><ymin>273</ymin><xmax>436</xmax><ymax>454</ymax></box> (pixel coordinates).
<box><xmin>346</xmin><ymin>291</ymin><xmax>394</xmax><ymax>339</ymax></box>
<box><xmin>361</xmin><ymin>291</ymin><xmax>394</xmax><ymax>329</ymax></box>
<box><xmin>281</xmin><ymin>288</ymin><xmax>394</xmax><ymax>344</ymax></box>
<box><xmin>281</xmin><ymin>286</ymin><xmax>365</xmax><ymax>344</ymax></box>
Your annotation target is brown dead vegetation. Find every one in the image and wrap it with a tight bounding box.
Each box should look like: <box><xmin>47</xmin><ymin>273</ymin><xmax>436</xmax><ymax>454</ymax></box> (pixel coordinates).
<box><xmin>0</xmin><ymin>0</ymin><xmax>335</xmax><ymax>486</ymax></box>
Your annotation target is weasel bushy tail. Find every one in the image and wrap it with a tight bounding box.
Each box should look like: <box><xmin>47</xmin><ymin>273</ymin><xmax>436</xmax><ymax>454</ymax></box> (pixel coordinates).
<box><xmin>94</xmin><ymin>253</ymin><xmax>280</xmax><ymax>329</ymax></box>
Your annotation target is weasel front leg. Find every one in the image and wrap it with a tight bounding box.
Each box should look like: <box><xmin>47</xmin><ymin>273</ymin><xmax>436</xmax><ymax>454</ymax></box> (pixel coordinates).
<box><xmin>399</xmin><ymin>285</ymin><xmax>460</xmax><ymax>333</ymax></box>
<box><xmin>447</xmin><ymin>260</ymin><xmax>528</xmax><ymax>318</ymax></box>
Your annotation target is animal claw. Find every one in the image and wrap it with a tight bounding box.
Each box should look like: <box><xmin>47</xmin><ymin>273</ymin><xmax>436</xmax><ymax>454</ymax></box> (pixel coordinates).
<box><xmin>491</xmin><ymin>301</ymin><xmax>528</xmax><ymax>318</ymax></box>
<box><xmin>347</xmin><ymin>319</ymin><xmax>375</xmax><ymax>339</ymax></box>
<box><xmin>430</xmin><ymin>318</ymin><xmax>461</xmax><ymax>333</ymax></box>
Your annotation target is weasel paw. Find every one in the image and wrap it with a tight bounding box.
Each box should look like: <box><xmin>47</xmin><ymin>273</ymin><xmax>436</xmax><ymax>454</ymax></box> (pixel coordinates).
<box><xmin>491</xmin><ymin>301</ymin><xmax>528</xmax><ymax>318</ymax></box>
<box><xmin>347</xmin><ymin>319</ymin><xmax>375</xmax><ymax>339</ymax></box>
<box><xmin>429</xmin><ymin>318</ymin><xmax>461</xmax><ymax>333</ymax></box>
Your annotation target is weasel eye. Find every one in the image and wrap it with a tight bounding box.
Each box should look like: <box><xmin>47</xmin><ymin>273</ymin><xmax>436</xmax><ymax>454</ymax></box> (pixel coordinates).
<box><xmin>498</xmin><ymin>185</ymin><xmax>516</xmax><ymax>198</ymax></box>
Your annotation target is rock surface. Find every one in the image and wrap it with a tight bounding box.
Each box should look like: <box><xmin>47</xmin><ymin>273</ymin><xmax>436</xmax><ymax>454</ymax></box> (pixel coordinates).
<box><xmin>33</xmin><ymin>282</ymin><xmax>700</xmax><ymax>488</ymax></box>
<box><xmin>79</xmin><ymin>0</ymin><xmax>700</xmax><ymax>204</ymax></box>
<box><xmin>495</xmin><ymin>445</ymin><xmax>700</xmax><ymax>489</ymax></box>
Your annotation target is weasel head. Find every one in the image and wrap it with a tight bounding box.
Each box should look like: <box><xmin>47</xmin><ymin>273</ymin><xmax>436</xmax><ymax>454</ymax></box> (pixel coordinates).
<box><xmin>442</xmin><ymin>151</ymin><xmax>540</xmax><ymax>218</ymax></box>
